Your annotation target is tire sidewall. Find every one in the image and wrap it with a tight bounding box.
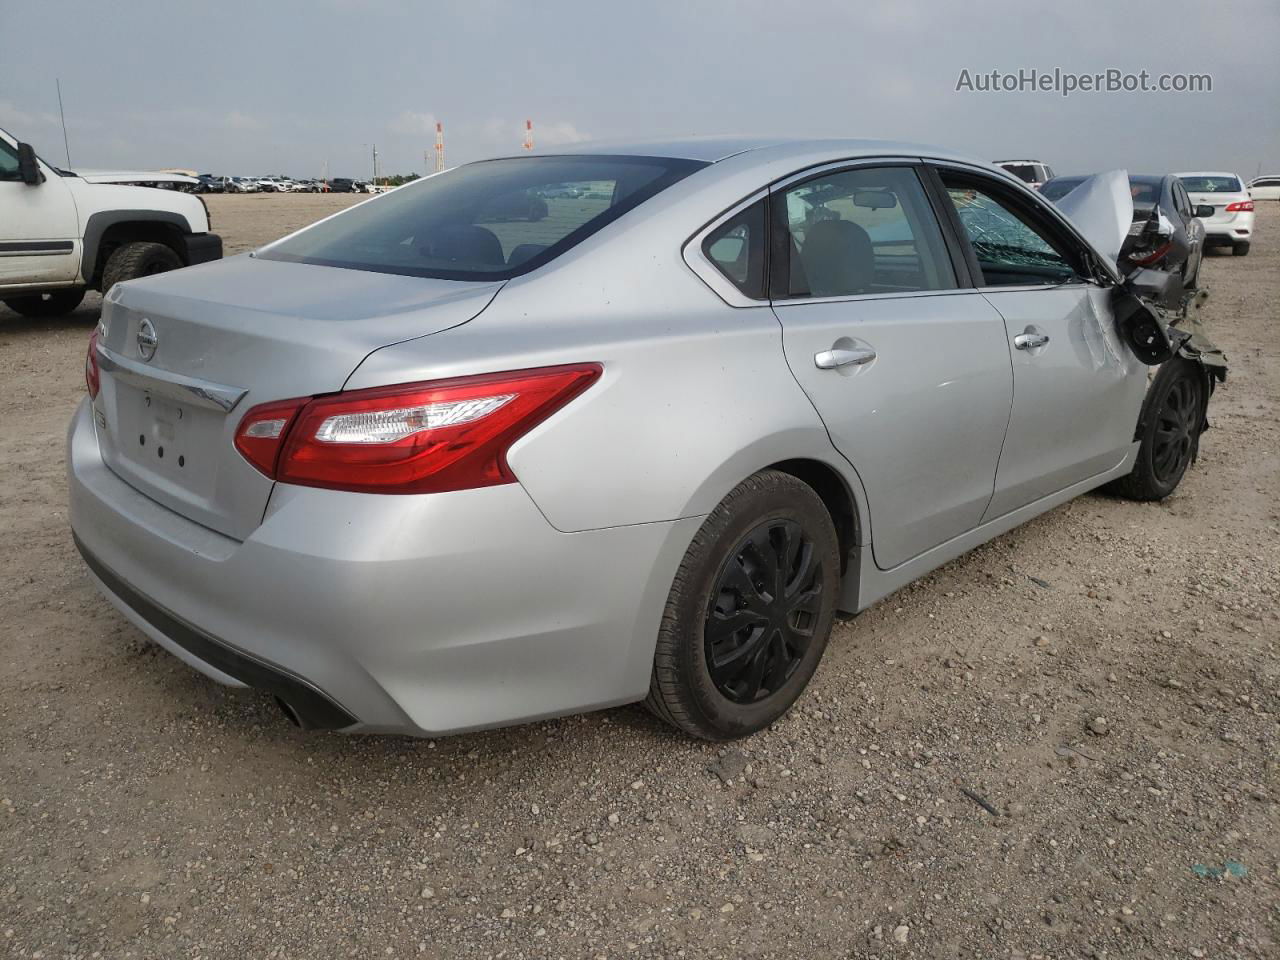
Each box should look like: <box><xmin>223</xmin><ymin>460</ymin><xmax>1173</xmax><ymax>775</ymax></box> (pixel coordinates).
<box><xmin>1135</xmin><ymin>360</ymin><xmax>1204</xmax><ymax>498</ymax></box>
<box><xmin>671</xmin><ymin>477</ymin><xmax>840</xmax><ymax>738</ymax></box>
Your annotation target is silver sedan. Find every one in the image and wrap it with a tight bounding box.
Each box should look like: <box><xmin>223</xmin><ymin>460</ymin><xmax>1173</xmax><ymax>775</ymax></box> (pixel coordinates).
<box><xmin>69</xmin><ymin>138</ymin><xmax>1221</xmax><ymax>739</ymax></box>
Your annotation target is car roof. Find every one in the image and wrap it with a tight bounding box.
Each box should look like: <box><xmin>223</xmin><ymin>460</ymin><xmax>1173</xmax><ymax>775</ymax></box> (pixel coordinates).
<box><xmin>491</xmin><ymin>136</ymin><xmax>999</xmax><ymax>169</ymax></box>
<box><xmin>1174</xmin><ymin>171</ymin><xmax>1241</xmax><ymax>178</ymax></box>
<box><xmin>1127</xmin><ymin>175</ymin><xmax>1166</xmax><ymax>185</ymax></box>
<box><xmin>993</xmin><ymin>159</ymin><xmax>1047</xmax><ymax>165</ymax></box>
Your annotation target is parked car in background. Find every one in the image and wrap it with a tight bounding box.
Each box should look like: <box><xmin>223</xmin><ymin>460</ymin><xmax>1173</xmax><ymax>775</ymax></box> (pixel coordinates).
<box><xmin>994</xmin><ymin>160</ymin><xmax>1056</xmax><ymax>190</ymax></box>
<box><xmin>0</xmin><ymin>124</ymin><xmax>221</xmax><ymax>317</ymax></box>
<box><xmin>327</xmin><ymin>177</ymin><xmax>357</xmax><ymax>193</ymax></box>
<box><xmin>1042</xmin><ymin>173</ymin><xmax>1209</xmax><ymax>287</ymax></box>
<box><xmin>1248</xmin><ymin>175</ymin><xmax>1280</xmax><ymax>201</ymax></box>
<box><xmin>1175</xmin><ymin>172</ymin><xmax>1253</xmax><ymax>256</ymax></box>
<box><xmin>195</xmin><ymin>174</ymin><xmax>226</xmax><ymax>194</ymax></box>
<box><xmin>69</xmin><ymin>138</ymin><xmax>1223</xmax><ymax>741</ymax></box>
<box><xmin>225</xmin><ymin>176</ymin><xmax>257</xmax><ymax>193</ymax></box>
<box><xmin>539</xmin><ymin>182</ymin><xmax>586</xmax><ymax>199</ymax></box>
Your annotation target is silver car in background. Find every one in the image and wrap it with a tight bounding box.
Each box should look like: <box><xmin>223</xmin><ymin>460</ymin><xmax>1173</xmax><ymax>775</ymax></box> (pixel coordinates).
<box><xmin>69</xmin><ymin>138</ymin><xmax>1222</xmax><ymax>740</ymax></box>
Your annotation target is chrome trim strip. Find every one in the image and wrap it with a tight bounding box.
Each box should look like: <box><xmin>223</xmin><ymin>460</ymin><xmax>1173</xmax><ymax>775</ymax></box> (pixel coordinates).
<box><xmin>96</xmin><ymin>344</ymin><xmax>247</xmax><ymax>412</ymax></box>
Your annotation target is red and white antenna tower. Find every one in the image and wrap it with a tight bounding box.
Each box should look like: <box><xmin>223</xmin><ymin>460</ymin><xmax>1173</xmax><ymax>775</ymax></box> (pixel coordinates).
<box><xmin>522</xmin><ymin>119</ymin><xmax>534</xmax><ymax>152</ymax></box>
<box><xmin>434</xmin><ymin>122</ymin><xmax>445</xmax><ymax>172</ymax></box>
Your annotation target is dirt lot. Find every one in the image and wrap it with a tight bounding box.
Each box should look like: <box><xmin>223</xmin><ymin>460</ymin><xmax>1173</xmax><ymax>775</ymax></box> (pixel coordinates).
<box><xmin>1</xmin><ymin>195</ymin><xmax>1276</xmax><ymax>959</ymax></box>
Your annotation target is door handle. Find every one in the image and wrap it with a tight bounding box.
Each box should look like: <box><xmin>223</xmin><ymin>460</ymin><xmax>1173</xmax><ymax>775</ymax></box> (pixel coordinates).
<box><xmin>814</xmin><ymin>347</ymin><xmax>877</xmax><ymax>369</ymax></box>
<box><xmin>1013</xmin><ymin>333</ymin><xmax>1050</xmax><ymax>351</ymax></box>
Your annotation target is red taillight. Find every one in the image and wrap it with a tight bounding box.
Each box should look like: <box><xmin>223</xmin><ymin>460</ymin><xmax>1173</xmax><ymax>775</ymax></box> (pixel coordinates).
<box><xmin>233</xmin><ymin>397</ymin><xmax>308</xmax><ymax>477</ymax></box>
<box><xmin>233</xmin><ymin>364</ymin><xmax>602</xmax><ymax>494</ymax></box>
<box><xmin>85</xmin><ymin>329</ymin><xmax>100</xmax><ymax>400</ymax></box>
<box><xmin>1130</xmin><ymin>241</ymin><xmax>1173</xmax><ymax>266</ymax></box>
<box><xmin>1225</xmin><ymin>200</ymin><xmax>1254</xmax><ymax>212</ymax></box>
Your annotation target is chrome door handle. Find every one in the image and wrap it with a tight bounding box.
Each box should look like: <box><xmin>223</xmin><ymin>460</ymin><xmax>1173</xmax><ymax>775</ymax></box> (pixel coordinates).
<box><xmin>814</xmin><ymin>347</ymin><xmax>877</xmax><ymax>369</ymax></box>
<box><xmin>1013</xmin><ymin>333</ymin><xmax>1050</xmax><ymax>350</ymax></box>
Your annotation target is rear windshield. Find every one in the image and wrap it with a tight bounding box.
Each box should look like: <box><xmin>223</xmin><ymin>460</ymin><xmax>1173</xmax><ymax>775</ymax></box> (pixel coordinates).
<box><xmin>1178</xmin><ymin>175</ymin><xmax>1242</xmax><ymax>193</ymax></box>
<box><xmin>1040</xmin><ymin>178</ymin><xmax>1084</xmax><ymax>201</ymax></box>
<box><xmin>260</xmin><ymin>155</ymin><xmax>705</xmax><ymax>280</ymax></box>
<box><xmin>1000</xmin><ymin>164</ymin><xmax>1040</xmax><ymax>183</ymax></box>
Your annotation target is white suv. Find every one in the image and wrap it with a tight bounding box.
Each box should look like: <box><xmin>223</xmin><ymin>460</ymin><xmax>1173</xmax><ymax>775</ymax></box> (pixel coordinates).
<box><xmin>994</xmin><ymin>160</ymin><xmax>1056</xmax><ymax>190</ymax></box>
<box><xmin>1</xmin><ymin>126</ymin><xmax>221</xmax><ymax>317</ymax></box>
<box><xmin>1175</xmin><ymin>172</ymin><xmax>1254</xmax><ymax>256</ymax></box>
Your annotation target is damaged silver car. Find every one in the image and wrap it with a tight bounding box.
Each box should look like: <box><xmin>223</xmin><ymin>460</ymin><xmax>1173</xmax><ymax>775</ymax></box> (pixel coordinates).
<box><xmin>69</xmin><ymin>140</ymin><xmax>1226</xmax><ymax>740</ymax></box>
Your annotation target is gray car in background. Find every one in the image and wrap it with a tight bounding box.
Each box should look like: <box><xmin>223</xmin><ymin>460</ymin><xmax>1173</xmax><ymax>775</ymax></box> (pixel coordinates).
<box><xmin>68</xmin><ymin>138</ymin><xmax>1221</xmax><ymax>740</ymax></box>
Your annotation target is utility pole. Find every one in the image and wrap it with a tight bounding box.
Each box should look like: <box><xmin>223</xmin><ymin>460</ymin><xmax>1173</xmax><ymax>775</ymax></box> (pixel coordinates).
<box><xmin>523</xmin><ymin>119</ymin><xmax>534</xmax><ymax>152</ymax></box>
<box><xmin>435</xmin><ymin>122</ymin><xmax>445</xmax><ymax>172</ymax></box>
<box><xmin>56</xmin><ymin>78</ymin><xmax>72</xmax><ymax>167</ymax></box>
<box><xmin>371</xmin><ymin>144</ymin><xmax>378</xmax><ymax>185</ymax></box>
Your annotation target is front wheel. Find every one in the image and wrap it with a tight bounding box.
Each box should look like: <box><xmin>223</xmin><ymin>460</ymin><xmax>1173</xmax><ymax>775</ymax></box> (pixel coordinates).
<box><xmin>1106</xmin><ymin>359</ymin><xmax>1205</xmax><ymax>502</ymax></box>
<box><xmin>100</xmin><ymin>242</ymin><xmax>183</xmax><ymax>295</ymax></box>
<box><xmin>3</xmin><ymin>288</ymin><xmax>86</xmax><ymax>317</ymax></box>
<box><xmin>645</xmin><ymin>470</ymin><xmax>841</xmax><ymax>740</ymax></box>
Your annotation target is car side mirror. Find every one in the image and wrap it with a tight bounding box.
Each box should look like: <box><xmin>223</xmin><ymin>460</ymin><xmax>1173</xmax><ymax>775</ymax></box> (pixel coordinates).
<box><xmin>16</xmin><ymin>142</ymin><xmax>42</xmax><ymax>185</ymax></box>
<box><xmin>1194</xmin><ymin>204</ymin><xmax>1214</xmax><ymax>218</ymax></box>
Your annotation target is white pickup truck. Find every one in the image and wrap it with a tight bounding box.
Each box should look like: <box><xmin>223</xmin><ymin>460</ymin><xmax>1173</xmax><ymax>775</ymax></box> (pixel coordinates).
<box><xmin>1</xmin><ymin>125</ymin><xmax>222</xmax><ymax>317</ymax></box>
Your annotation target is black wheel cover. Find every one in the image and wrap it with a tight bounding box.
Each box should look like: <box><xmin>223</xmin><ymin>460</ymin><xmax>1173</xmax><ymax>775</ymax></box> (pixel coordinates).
<box><xmin>1153</xmin><ymin>375</ymin><xmax>1199</xmax><ymax>483</ymax></box>
<box><xmin>703</xmin><ymin>519</ymin><xmax>824</xmax><ymax>704</ymax></box>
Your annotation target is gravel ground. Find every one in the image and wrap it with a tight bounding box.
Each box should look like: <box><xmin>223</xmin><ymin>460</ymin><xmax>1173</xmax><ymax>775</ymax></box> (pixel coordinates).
<box><xmin>1</xmin><ymin>195</ymin><xmax>1276</xmax><ymax>960</ymax></box>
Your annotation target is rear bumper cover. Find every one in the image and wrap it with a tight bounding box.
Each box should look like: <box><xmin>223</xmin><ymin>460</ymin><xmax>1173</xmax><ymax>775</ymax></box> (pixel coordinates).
<box><xmin>66</xmin><ymin>399</ymin><xmax>699</xmax><ymax>736</ymax></box>
<box><xmin>184</xmin><ymin>232</ymin><xmax>223</xmax><ymax>266</ymax></box>
<box><xmin>74</xmin><ymin>533</ymin><xmax>357</xmax><ymax>729</ymax></box>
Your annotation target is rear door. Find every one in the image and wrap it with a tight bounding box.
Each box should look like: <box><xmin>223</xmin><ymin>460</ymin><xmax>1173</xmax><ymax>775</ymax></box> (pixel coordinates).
<box><xmin>932</xmin><ymin>166</ymin><xmax>1147</xmax><ymax>520</ymax></box>
<box><xmin>769</xmin><ymin>162</ymin><xmax>1013</xmax><ymax>571</ymax></box>
<box><xmin>0</xmin><ymin>135</ymin><xmax>80</xmax><ymax>285</ymax></box>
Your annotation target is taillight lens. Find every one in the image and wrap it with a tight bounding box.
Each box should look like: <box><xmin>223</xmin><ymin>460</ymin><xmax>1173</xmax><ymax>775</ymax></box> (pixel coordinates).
<box><xmin>233</xmin><ymin>397</ymin><xmax>308</xmax><ymax>477</ymax></box>
<box><xmin>1225</xmin><ymin>200</ymin><xmax>1254</xmax><ymax>212</ymax></box>
<box><xmin>1130</xmin><ymin>241</ymin><xmax>1173</xmax><ymax>266</ymax></box>
<box><xmin>233</xmin><ymin>364</ymin><xmax>602</xmax><ymax>494</ymax></box>
<box><xmin>85</xmin><ymin>329</ymin><xmax>101</xmax><ymax>400</ymax></box>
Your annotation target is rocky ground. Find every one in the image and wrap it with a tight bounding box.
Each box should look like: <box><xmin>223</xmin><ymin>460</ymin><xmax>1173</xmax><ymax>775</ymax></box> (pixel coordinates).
<box><xmin>1</xmin><ymin>195</ymin><xmax>1276</xmax><ymax>959</ymax></box>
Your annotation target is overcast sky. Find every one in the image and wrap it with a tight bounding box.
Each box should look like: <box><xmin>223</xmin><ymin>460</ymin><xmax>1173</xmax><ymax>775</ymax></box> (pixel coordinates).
<box><xmin>2</xmin><ymin>0</ymin><xmax>1276</xmax><ymax>179</ymax></box>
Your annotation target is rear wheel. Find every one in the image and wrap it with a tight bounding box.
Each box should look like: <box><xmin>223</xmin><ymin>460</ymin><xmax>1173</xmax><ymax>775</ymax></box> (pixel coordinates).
<box><xmin>101</xmin><ymin>241</ymin><xmax>183</xmax><ymax>295</ymax></box>
<box><xmin>1107</xmin><ymin>359</ymin><xmax>1205</xmax><ymax>502</ymax></box>
<box><xmin>3</xmin><ymin>288</ymin><xmax>86</xmax><ymax>317</ymax></box>
<box><xmin>645</xmin><ymin>470</ymin><xmax>841</xmax><ymax>740</ymax></box>
<box><xmin>1233</xmin><ymin>241</ymin><xmax>1250</xmax><ymax>256</ymax></box>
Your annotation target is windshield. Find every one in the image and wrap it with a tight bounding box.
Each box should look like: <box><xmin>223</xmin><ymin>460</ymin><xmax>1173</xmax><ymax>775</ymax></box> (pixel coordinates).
<box><xmin>1178</xmin><ymin>175</ymin><xmax>1242</xmax><ymax>193</ymax></box>
<box><xmin>1040</xmin><ymin>178</ymin><xmax>1084</xmax><ymax>201</ymax></box>
<box><xmin>260</xmin><ymin>155</ymin><xmax>705</xmax><ymax>280</ymax></box>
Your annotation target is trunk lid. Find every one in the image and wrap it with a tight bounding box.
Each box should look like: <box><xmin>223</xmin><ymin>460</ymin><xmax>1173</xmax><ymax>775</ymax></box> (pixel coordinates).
<box><xmin>93</xmin><ymin>255</ymin><xmax>502</xmax><ymax>540</ymax></box>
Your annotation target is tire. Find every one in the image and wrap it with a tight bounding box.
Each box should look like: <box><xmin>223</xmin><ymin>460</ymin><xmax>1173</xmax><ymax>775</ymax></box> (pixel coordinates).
<box><xmin>3</xmin><ymin>288</ymin><xmax>86</xmax><ymax>317</ymax></box>
<box><xmin>1233</xmin><ymin>241</ymin><xmax>1250</xmax><ymax>256</ymax></box>
<box><xmin>100</xmin><ymin>242</ymin><xmax>183</xmax><ymax>295</ymax></box>
<box><xmin>645</xmin><ymin>469</ymin><xmax>841</xmax><ymax>740</ymax></box>
<box><xmin>1106</xmin><ymin>359</ymin><xmax>1205</xmax><ymax>502</ymax></box>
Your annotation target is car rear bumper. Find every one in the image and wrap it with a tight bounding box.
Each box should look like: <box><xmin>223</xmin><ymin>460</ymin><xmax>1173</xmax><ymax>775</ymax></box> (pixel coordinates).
<box><xmin>67</xmin><ymin>399</ymin><xmax>699</xmax><ymax>736</ymax></box>
<box><xmin>1204</xmin><ymin>212</ymin><xmax>1253</xmax><ymax>242</ymax></box>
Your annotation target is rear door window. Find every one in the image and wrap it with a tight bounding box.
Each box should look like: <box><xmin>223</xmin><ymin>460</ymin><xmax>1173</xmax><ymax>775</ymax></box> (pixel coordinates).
<box><xmin>260</xmin><ymin>155</ymin><xmax>706</xmax><ymax>280</ymax></box>
<box><xmin>774</xmin><ymin>166</ymin><xmax>956</xmax><ymax>299</ymax></box>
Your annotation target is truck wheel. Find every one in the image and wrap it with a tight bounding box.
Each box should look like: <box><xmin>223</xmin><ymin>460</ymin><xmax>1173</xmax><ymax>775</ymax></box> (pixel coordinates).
<box><xmin>1232</xmin><ymin>242</ymin><xmax>1250</xmax><ymax>256</ymax></box>
<box><xmin>101</xmin><ymin>242</ymin><xmax>183</xmax><ymax>294</ymax></box>
<box><xmin>1106</xmin><ymin>359</ymin><xmax>1205</xmax><ymax>502</ymax></box>
<box><xmin>3</xmin><ymin>288</ymin><xmax>86</xmax><ymax>317</ymax></box>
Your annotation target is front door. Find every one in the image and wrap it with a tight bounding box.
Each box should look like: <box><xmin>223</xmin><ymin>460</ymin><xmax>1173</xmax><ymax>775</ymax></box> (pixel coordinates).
<box><xmin>0</xmin><ymin>136</ymin><xmax>80</xmax><ymax>286</ymax></box>
<box><xmin>770</xmin><ymin>164</ymin><xmax>1014</xmax><ymax>571</ymax></box>
<box><xmin>935</xmin><ymin>170</ymin><xmax>1148</xmax><ymax>520</ymax></box>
